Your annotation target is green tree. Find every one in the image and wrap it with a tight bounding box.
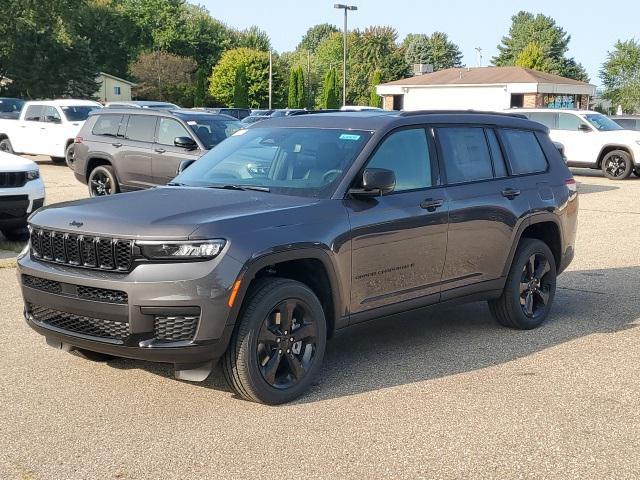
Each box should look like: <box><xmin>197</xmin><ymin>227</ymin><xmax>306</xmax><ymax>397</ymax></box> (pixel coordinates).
<box><xmin>233</xmin><ymin>64</ymin><xmax>249</xmax><ymax>108</ymax></box>
<box><xmin>209</xmin><ymin>48</ymin><xmax>285</xmax><ymax>108</ymax></box>
<box><xmin>0</xmin><ymin>0</ymin><xmax>99</xmax><ymax>98</ymax></box>
<box><xmin>600</xmin><ymin>39</ymin><xmax>640</xmax><ymax>113</ymax></box>
<box><xmin>515</xmin><ymin>42</ymin><xmax>553</xmax><ymax>71</ymax></box>
<box><xmin>235</xmin><ymin>26</ymin><xmax>271</xmax><ymax>51</ymax></box>
<box><xmin>493</xmin><ymin>11</ymin><xmax>588</xmax><ymax>81</ymax></box>
<box><xmin>193</xmin><ymin>67</ymin><xmax>207</xmax><ymax>107</ymax></box>
<box><xmin>297</xmin><ymin>23</ymin><xmax>339</xmax><ymax>53</ymax></box>
<box><xmin>287</xmin><ymin>68</ymin><xmax>298</xmax><ymax>108</ymax></box>
<box><xmin>296</xmin><ymin>66</ymin><xmax>306</xmax><ymax>108</ymax></box>
<box><xmin>369</xmin><ymin>70</ymin><xmax>382</xmax><ymax>107</ymax></box>
<box><xmin>404</xmin><ymin>32</ymin><xmax>462</xmax><ymax>71</ymax></box>
<box><xmin>321</xmin><ymin>68</ymin><xmax>340</xmax><ymax>109</ymax></box>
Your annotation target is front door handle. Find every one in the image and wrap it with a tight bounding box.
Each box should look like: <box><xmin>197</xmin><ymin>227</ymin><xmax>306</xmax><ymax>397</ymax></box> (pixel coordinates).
<box><xmin>502</xmin><ymin>188</ymin><xmax>521</xmax><ymax>199</ymax></box>
<box><xmin>154</xmin><ymin>148</ymin><xmax>166</xmax><ymax>154</ymax></box>
<box><xmin>420</xmin><ymin>198</ymin><xmax>444</xmax><ymax>211</ymax></box>
<box><xmin>111</xmin><ymin>142</ymin><xmax>122</xmax><ymax>148</ymax></box>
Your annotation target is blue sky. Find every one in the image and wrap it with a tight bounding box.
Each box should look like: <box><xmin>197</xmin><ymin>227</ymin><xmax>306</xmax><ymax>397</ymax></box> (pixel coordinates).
<box><xmin>197</xmin><ymin>0</ymin><xmax>640</xmax><ymax>87</ymax></box>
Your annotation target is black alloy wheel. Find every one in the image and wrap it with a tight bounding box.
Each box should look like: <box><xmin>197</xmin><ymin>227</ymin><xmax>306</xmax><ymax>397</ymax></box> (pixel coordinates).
<box><xmin>602</xmin><ymin>150</ymin><xmax>633</xmax><ymax>179</ymax></box>
<box><xmin>256</xmin><ymin>299</ymin><xmax>319</xmax><ymax>389</ymax></box>
<box><xmin>519</xmin><ymin>253</ymin><xmax>552</xmax><ymax>319</ymax></box>
<box><xmin>89</xmin><ymin>165</ymin><xmax>118</xmax><ymax>197</ymax></box>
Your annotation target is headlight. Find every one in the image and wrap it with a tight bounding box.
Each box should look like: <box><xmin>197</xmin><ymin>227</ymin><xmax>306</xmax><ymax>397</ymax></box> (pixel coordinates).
<box><xmin>137</xmin><ymin>239</ymin><xmax>226</xmax><ymax>260</ymax></box>
<box><xmin>26</xmin><ymin>169</ymin><xmax>39</xmax><ymax>181</ymax></box>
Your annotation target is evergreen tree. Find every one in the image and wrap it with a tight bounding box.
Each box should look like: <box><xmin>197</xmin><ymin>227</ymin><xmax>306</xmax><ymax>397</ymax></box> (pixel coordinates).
<box><xmin>369</xmin><ymin>71</ymin><xmax>382</xmax><ymax>107</ymax></box>
<box><xmin>321</xmin><ymin>68</ymin><xmax>340</xmax><ymax>109</ymax></box>
<box><xmin>233</xmin><ymin>63</ymin><xmax>249</xmax><ymax>108</ymax></box>
<box><xmin>296</xmin><ymin>67</ymin><xmax>306</xmax><ymax>108</ymax></box>
<box><xmin>287</xmin><ymin>68</ymin><xmax>298</xmax><ymax>108</ymax></box>
<box><xmin>193</xmin><ymin>68</ymin><xmax>207</xmax><ymax>107</ymax></box>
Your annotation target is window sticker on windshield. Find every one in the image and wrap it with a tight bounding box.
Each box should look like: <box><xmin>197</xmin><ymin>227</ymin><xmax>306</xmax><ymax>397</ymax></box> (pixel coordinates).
<box><xmin>187</xmin><ymin>121</ymin><xmax>198</xmax><ymax>125</ymax></box>
<box><xmin>339</xmin><ymin>133</ymin><xmax>361</xmax><ymax>141</ymax></box>
<box><xmin>232</xmin><ymin>129</ymin><xmax>248</xmax><ymax>136</ymax></box>
<box><xmin>294</xmin><ymin>144</ymin><xmax>302</xmax><ymax>153</ymax></box>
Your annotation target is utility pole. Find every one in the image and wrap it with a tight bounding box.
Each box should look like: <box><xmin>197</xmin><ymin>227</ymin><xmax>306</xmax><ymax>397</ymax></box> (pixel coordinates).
<box><xmin>475</xmin><ymin>47</ymin><xmax>483</xmax><ymax>68</ymax></box>
<box><xmin>334</xmin><ymin>4</ymin><xmax>357</xmax><ymax>107</ymax></box>
<box><xmin>307</xmin><ymin>49</ymin><xmax>311</xmax><ymax>109</ymax></box>
<box><xmin>268</xmin><ymin>50</ymin><xmax>272</xmax><ymax>109</ymax></box>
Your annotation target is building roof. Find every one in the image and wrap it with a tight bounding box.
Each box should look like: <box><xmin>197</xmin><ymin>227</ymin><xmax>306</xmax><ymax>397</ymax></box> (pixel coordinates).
<box><xmin>97</xmin><ymin>72</ymin><xmax>137</xmax><ymax>86</ymax></box>
<box><xmin>379</xmin><ymin>66</ymin><xmax>591</xmax><ymax>87</ymax></box>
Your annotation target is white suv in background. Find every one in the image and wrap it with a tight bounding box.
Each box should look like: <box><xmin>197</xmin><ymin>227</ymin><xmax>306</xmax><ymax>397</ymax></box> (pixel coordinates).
<box><xmin>513</xmin><ymin>109</ymin><xmax>640</xmax><ymax>180</ymax></box>
<box><xmin>0</xmin><ymin>151</ymin><xmax>45</xmax><ymax>240</ymax></box>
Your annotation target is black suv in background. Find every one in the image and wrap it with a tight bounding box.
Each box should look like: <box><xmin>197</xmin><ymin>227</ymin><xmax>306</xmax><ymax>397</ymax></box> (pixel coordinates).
<box><xmin>73</xmin><ymin>109</ymin><xmax>240</xmax><ymax>196</ymax></box>
<box><xmin>194</xmin><ymin>107</ymin><xmax>251</xmax><ymax>120</ymax></box>
<box><xmin>19</xmin><ymin>111</ymin><xmax>578</xmax><ymax>404</ymax></box>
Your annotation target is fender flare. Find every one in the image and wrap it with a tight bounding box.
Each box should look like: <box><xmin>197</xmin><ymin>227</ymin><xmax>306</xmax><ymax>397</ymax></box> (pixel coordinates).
<box><xmin>226</xmin><ymin>246</ymin><xmax>345</xmax><ymax>334</ymax></box>
<box><xmin>500</xmin><ymin>213</ymin><xmax>562</xmax><ymax>277</ymax></box>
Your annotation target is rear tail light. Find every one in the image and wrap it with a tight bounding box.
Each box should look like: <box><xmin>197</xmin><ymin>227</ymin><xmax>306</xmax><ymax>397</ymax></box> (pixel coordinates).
<box><xmin>74</xmin><ymin>136</ymin><xmax>83</xmax><ymax>144</ymax></box>
<box><xmin>565</xmin><ymin>178</ymin><xmax>577</xmax><ymax>193</ymax></box>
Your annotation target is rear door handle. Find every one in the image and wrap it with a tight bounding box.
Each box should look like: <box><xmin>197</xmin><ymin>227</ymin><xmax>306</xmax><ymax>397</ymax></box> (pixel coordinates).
<box><xmin>154</xmin><ymin>148</ymin><xmax>166</xmax><ymax>154</ymax></box>
<box><xmin>502</xmin><ymin>188</ymin><xmax>521</xmax><ymax>199</ymax></box>
<box><xmin>111</xmin><ymin>142</ymin><xmax>122</xmax><ymax>148</ymax></box>
<box><xmin>420</xmin><ymin>198</ymin><xmax>444</xmax><ymax>211</ymax></box>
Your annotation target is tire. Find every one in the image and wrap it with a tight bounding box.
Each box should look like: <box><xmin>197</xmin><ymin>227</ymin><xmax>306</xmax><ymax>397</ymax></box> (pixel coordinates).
<box><xmin>633</xmin><ymin>168</ymin><xmax>640</xmax><ymax>177</ymax></box>
<box><xmin>601</xmin><ymin>150</ymin><xmax>633</xmax><ymax>180</ymax></box>
<box><xmin>0</xmin><ymin>138</ymin><xmax>14</xmax><ymax>154</ymax></box>
<box><xmin>50</xmin><ymin>156</ymin><xmax>66</xmax><ymax>164</ymax></box>
<box><xmin>489</xmin><ymin>239</ymin><xmax>557</xmax><ymax>330</ymax></box>
<box><xmin>88</xmin><ymin>165</ymin><xmax>119</xmax><ymax>197</ymax></box>
<box><xmin>65</xmin><ymin>144</ymin><xmax>75</xmax><ymax>169</ymax></box>
<box><xmin>222</xmin><ymin>277</ymin><xmax>327</xmax><ymax>404</ymax></box>
<box><xmin>1</xmin><ymin>227</ymin><xmax>28</xmax><ymax>241</ymax></box>
<box><xmin>72</xmin><ymin>348</ymin><xmax>117</xmax><ymax>362</ymax></box>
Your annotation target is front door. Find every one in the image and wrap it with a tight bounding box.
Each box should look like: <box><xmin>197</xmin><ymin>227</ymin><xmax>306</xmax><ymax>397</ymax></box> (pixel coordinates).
<box><xmin>347</xmin><ymin>126</ymin><xmax>449</xmax><ymax>317</ymax></box>
<box><xmin>550</xmin><ymin>113</ymin><xmax>599</xmax><ymax>166</ymax></box>
<box><xmin>152</xmin><ymin>117</ymin><xmax>202</xmax><ymax>185</ymax></box>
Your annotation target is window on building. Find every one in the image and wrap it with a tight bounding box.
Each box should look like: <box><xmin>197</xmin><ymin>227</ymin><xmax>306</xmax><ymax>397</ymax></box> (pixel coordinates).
<box><xmin>499</xmin><ymin>129</ymin><xmax>548</xmax><ymax>175</ymax></box>
<box><xmin>124</xmin><ymin>115</ymin><xmax>156</xmax><ymax>143</ymax></box>
<box><xmin>510</xmin><ymin>94</ymin><xmax>524</xmax><ymax>108</ymax></box>
<box><xmin>366</xmin><ymin>128</ymin><xmax>432</xmax><ymax>191</ymax></box>
<box><xmin>543</xmin><ymin>94</ymin><xmax>579</xmax><ymax>109</ymax></box>
<box><xmin>437</xmin><ymin>127</ymin><xmax>494</xmax><ymax>184</ymax></box>
<box><xmin>113</xmin><ymin>86</ymin><xmax>121</xmax><ymax>95</ymax></box>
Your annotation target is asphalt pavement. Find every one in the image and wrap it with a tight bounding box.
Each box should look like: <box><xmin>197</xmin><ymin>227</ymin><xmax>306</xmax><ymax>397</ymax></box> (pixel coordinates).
<box><xmin>0</xmin><ymin>160</ymin><xmax>639</xmax><ymax>479</ymax></box>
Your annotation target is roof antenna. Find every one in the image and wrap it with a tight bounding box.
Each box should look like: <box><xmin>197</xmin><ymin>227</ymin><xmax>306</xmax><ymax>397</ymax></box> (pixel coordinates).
<box><xmin>475</xmin><ymin>47</ymin><xmax>483</xmax><ymax>67</ymax></box>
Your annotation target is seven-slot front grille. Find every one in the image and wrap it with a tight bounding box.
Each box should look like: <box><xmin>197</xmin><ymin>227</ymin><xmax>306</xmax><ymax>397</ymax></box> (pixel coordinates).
<box><xmin>30</xmin><ymin>229</ymin><xmax>133</xmax><ymax>272</ymax></box>
<box><xmin>27</xmin><ymin>303</ymin><xmax>129</xmax><ymax>341</ymax></box>
<box><xmin>0</xmin><ymin>171</ymin><xmax>27</xmax><ymax>188</ymax></box>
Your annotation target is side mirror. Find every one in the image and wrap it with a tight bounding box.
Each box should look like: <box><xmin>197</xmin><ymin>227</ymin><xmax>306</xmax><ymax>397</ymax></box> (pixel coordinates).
<box><xmin>349</xmin><ymin>168</ymin><xmax>396</xmax><ymax>198</ymax></box>
<box><xmin>176</xmin><ymin>159</ymin><xmax>196</xmax><ymax>175</ymax></box>
<box><xmin>578</xmin><ymin>123</ymin><xmax>592</xmax><ymax>133</ymax></box>
<box><xmin>174</xmin><ymin>136</ymin><xmax>197</xmax><ymax>150</ymax></box>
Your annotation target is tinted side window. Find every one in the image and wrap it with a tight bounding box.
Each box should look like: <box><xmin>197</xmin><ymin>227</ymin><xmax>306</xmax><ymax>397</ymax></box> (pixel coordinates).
<box><xmin>366</xmin><ymin>128</ymin><xmax>432</xmax><ymax>191</ymax></box>
<box><xmin>92</xmin><ymin>114</ymin><xmax>123</xmax><ymax>137</ymax></box>
<box><xmin>527</xmin><ymin>112</ymin><xmax>557</xmax><ymax>129</ymax></box>
<box><xmin>557</xmin><ymin>113</ymin><xmax>582</xmax><ymax>131</ymax></box>
<box><xmin>437</xmin><ymin>127</ymin><xmax>493</xmax><ymax>184</ymax></box>
<box><xmin>24</xmin><ymin>105</ymin><xmax>44</xmax><ymax>122</ymax></box>
<box><xmin>500</xmin><ymin>129</ymin><xmax>548</xmax><ymax>175</ymax></box>
<box><xmin>124</xmin><ymin>115</ymin><xmax>156</xmax><ymax>142</ymax></box>
<box><xmin>485</xmin><ymin>129</ymin><xmax>508</xmax><ymax>177</ymax></box>
<box><xmin>615</xmin><ymin>119</ymin><xmax>636</xmax><ymax>129</ymax></box>
<box><xmin>157</xmin><ymin>118</ymin><xmax>190</xmax><ymax>145</ymax></box>
<box><xmin>43</xmin><ymin>106</ymin><xmax>61</xmax><ymax>123</ymax></box>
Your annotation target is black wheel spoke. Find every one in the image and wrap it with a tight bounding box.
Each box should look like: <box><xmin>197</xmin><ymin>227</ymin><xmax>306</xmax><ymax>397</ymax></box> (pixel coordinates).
<box><xmin>534</xmin><ymin>288</ymin><xmax>550</xmax><ymax>306</ymax></box>
<box><xmin>286</xmin><ymin>353</ymin><xmax>305</xmax><ymax>380</ymax></box>
<box><xmin>534</xmin><ymin>257</ymin><xmax>550</xmax><ymax>280</ymax></box>
<box><xmin>292</xmin><ymin>322</ymin><xmax>315</xmax><ymax>342</ymax></box>
<box><xmin>278</xmin><ymin>300</ymin><xmax>295</xmax><ymax>333</ymax></box>
<box><xmin>524</xmin><ymin>291</ymin><xmax>534</xmax><ymax>316</ymax></box>
<box><xmin>526</xmin><ymin>255</ymin><xmax>535</xmax><ymax>279</ymax></box>
<box><xmin>258</xmin><ymin>325</ymin><xmax>278</xmax><ymax>344</ymax></box>
<box><xmin>261</xmin><ymin>350</ymin><xmax>283</xmax><ymax>384</ymax></box>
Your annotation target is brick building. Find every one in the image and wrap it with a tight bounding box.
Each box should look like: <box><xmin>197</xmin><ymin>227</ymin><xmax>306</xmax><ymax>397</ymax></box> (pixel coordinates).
<box><xmin>376</xmin><ymin>66</ymin><xmax>595</xmax><ymax>112</ymax></box>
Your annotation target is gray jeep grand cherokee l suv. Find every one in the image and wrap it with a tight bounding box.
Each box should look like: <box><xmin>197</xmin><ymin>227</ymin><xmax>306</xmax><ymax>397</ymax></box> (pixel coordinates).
<box><xmin>18</xmin><ymin>111</ymin><xmax>578</xmax><ymax>404</ymax></box>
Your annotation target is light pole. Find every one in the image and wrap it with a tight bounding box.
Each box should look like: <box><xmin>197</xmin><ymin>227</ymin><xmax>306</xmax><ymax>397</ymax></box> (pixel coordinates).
<box><xmin>334</xmin><ymin>4</ymin><xmax>357</xmax><ymax>107</ymax></box>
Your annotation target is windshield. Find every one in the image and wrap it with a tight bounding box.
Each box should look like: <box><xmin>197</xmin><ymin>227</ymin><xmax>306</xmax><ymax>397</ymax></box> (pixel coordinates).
<box><xmin>173</xmin><ymin>127</ymin><xmax>372</xmax><ymax>198</ymax></box>
<box><xmin>185</xmin><ymin>118</ymin><xmax>241</xmax><ymax>149</ymax></box>
<box><xmin>61</xmin><ymin>105</ymin><xmax>101</xmax><ymax>122</ymax></box>
<box><xmin>0</xmin><ymin>98</ymin><xmax>24</xmax><ymax>113</ymax></box>
<box><xmin>583</xmin><ymin>114</ymin><xmax>622</xmax><ymax>131</ymax></box>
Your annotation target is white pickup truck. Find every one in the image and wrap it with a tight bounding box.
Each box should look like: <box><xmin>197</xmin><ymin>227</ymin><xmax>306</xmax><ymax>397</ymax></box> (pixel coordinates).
<box><xmin>0</xmin><ymin>99</ymin><xmax>101</xmax><ymax>165</ymax></box>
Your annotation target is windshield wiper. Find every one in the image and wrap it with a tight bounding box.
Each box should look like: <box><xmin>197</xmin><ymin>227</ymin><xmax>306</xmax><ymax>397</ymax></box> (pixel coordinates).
<box><xmin>167</xmin><ymin>182</ymin><xmax>186</xmax><ymax>186</ymax></box>
<box><xmin>207</xmin><ymin>184</ymin><xmax>271</xmax><ymax>192</ymax></box>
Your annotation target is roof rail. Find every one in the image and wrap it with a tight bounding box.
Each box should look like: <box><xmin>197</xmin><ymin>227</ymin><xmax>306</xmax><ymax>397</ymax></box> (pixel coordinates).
<box><xmin>398</xmin><ymin>109</ymin><xmax>528</xmax><ymax>119</ymax></box>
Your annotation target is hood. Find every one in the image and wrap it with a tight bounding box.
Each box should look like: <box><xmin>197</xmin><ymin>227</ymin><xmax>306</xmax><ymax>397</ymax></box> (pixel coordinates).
<box><xmin>0</xmin><ymin>151</ymin><xmax>38</xmax><ymax>172</ymax></box>
<box><xmin>598</xmin><ymin>129</ymin><xmax>640</xmax><ymax>143</ymax></box>
<box><xmin>29</xmin><ymin>186</ymin><xmax>318</xmax><ymax>239</ymax></box>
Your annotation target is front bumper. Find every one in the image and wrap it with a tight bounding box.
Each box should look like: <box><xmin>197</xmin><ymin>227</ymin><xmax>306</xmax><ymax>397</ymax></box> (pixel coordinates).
<box><xmin>17</xmin><ymin>250</ymin><xmax>243</xmax><ymax>364</ymax></box>
<box><xmin>0</xmin><ymin>178</ymin><xmax>45</xmax><ymax>229</ymax></box>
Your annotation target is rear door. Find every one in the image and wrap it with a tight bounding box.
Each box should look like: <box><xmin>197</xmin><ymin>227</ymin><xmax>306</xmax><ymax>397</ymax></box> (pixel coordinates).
<box><xmin>118</xmin><ymin>114</ymin><xmax>157</xmax><ymax>190</ymax></box>
<box><xmin>435</xmin><ymin>125</ymin><xmax>530</xmax><ymax>299</ymax></box>
<box><xmin>14</xmin><ymin>105</ymin><xmax>45</xmax><ymax>154</ymax></box>
<box><xmin>152</xmin><ymin>117</ymin><xmax>202</xmax><ymax>185</ymax></box>
<box><xmin>346</xmin><ymin>126</ymin><xmax>449</xmax><ymax>317</ymax></box>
